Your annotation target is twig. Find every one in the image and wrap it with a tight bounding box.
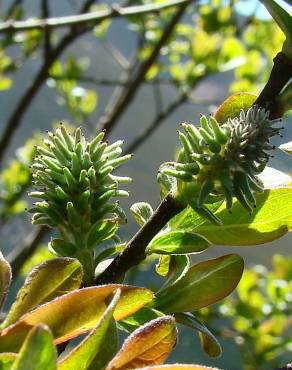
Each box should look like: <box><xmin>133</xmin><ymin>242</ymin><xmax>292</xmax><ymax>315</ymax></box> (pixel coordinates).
<box><xmin>0</xmin><ymin>0</ymin><xmax>190</xmax><ymax>34</ymax></box>
<box><xmin>125</xmin><ymin>91</ymin><xmax>188</xmax><ymax>154</ymax></box>
<box><xmin>41</xmin><ymin>0</ymin><xmax>51</xmax><ymax>59</ymax></box>
<box><xmin>7</xmin><ymin>226</ymin><xmax>49</xmax><ymax>277</ymax></box>
<box><xmin>102</xmin><ymin>38</ymin><xmax>130</xmax><ymax>70</ymax></box>
<box><xmin>95</xmin><ymin>193</ymin><xmax>185</xmax><ymax>284</ymax></box>
<box><xmin>255</xmin><ymin>52</ymin><xmax>292</xmax><ymax>119</ymax></box>
<box><xmin>97</xmin><ymin>0</ymin><xmax>192</xmax><ymax>134</ymax></box>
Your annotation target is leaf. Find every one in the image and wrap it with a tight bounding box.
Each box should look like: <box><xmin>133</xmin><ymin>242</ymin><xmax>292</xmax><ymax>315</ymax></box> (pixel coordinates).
<box><xmin>106</xmin><ymin>316</ymin><xmax>177</xmax><ymax>370</ymax></box>
<box><xmin>0</xmin><ymin>285</ymin><xmax>154</xmax><ymax>352</ymax></box>
<box><xmin>0</xmin><ymin>353</ymin><xmax>17</xmax><ymax>369</ymax></box>
<box><xmin>130</xmin><ymin>202</ymin><xmax>154</xmax><ymax>226</ymax></box>
<box><xmin>120</xmin><ymin>307</ymin><xmax>163</xmax><ymax>333</ymax></box>
<box><xmin>156</xmin><ymin>256</ymin><xmax>171</xmax><ymax>277</ymax></box>
<box><xmin>214</xmin><ymin>92</ymin><xmax>257</xmax><ymax>123</ymax></box>
<box><xmin>175</xmin><ymin>313</ymin><xmax>221</xmax><ymax>357</ymax></box>
<box><xmin>195</xmin><ymin>187</ymin><xmax>292</xmax><ymax>246</ymax></box>
<box><xmin>153</xmin><ymin>254</ymin><xmax>244</xmax><ymax>313</ymax></box>
<box><xmin>0</xmin><ymin>252</ymin><xmax>11</xmax><ymax>313</ymax></box>
<box><xmin>146</xmin><ymin>231</ymin><xmax>211</xmax><ymax>255</ymax></box>
<box><xmin>87</xmin><ymin>220</ymin><xmax>118</xmax><ymax>249</ymax></box>
<box><xmin>58</xmin><ymin>289</ymin><xmax>120</xmax><ymax>370</ymax></box>
<box><xmin>2</xmin><ymin>257</ymin><xmax>83</xmax><ymax>328</ymax></box>
<box><xmin>279</xmin><ymin>141</ymin><xmax>292</xmax><ymax>154</ymax></box>
<box><xmin>136</xmin><ymin>366</ymin><xmax>220</xmax><ymax>370</ymax></box>
<box><xmin>11</xmin><ymin>324</ymin><xmax>57</xmax><ymax>370</ymax></box>
<box><xmin>259</xmin><ymin>167</ymin><xmax>292</xmax><ymax>189</ymax></box>
<box><xmin>159</xmin><ymin>256</ymin><xmax>191</xmax><ymax>291</ymax></box>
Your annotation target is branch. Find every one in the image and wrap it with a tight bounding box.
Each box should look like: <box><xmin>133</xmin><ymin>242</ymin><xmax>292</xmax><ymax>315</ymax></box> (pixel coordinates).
<box><xmin>95</xmin><ymin>193</ymin><xmax>185</xmax><ymax>284</ymax></box>
<box><xmin>0</xmin><ymin>0</ymin><xmax>190</xmax><ymax>34</ymax></box>
<box><xmin>125</xmin><ymin>91</ymin><xmax>188</xmax><ymax>154</ymax></box>
<box><xmin>97</xmin><ymin>0</ymin><xmax>192</xmax><ymax>134</ymax></box>
<box><xmin>7</xmin><ymin>225</ymin><xmax>49</xmax><ymax>277</ymax></box>
<box><xmin>255</xmin><ymin>51</ymin><xmax>292</xmax><ymax>119</ymax></box>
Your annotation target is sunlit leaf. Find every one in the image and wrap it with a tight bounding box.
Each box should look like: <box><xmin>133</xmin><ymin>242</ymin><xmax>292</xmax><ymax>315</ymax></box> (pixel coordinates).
<box><xmin>214</xmin><ymin>92</ymin><xmax>257</xmax><ymax>123</ymax></box>
<box><xmin>120</xmin><ymin>307</ymin><xmax>163</xmax><ymax>333</ymax></box>
<box><xmin>2</xmin><ymin>258</ymin><xmax>83</xmax><ymax>328</ymax></box>
<box><xmin>279</xmin><ymin>141</ymin><xmax>292</xmax><ymax>154</ymax></box>
<box><xmin>195</xmin><ymin>187</ymin><xmax>292</xmax><ymax>245</ymax></box>
<box><xmin>160</xmin><ymin>255</ymin><xmax>191</xmax><ymax>291</ymax></box>
<box><xmin>156</xmin><ymin>255</ymin><xmax>171</xmax><ymax>277</ymax></box>
<box><xmin>0</xmin><ymin>285</ymin><xmax>154</xmax><ymax>352</ymax></box>
<box><xmin>0</xmin><ymin>252</ymin><xmax>11</xmax><ymax>313</ymax></box>
<box><xmin>58</xmin><ymin>289</ymin><xmax>120</xmax><ymax>370</ymax></box>
<box><xmin>146</xmin><ymin>231</ymin><xmax>211</xmax><ymax>255</ymax></box>
<box><xmin>106</xmin><ymin>316</ymin><xmax>177</xmax><ymax>370</ymax></box>
<box><xmin>0</xmin><ymin>353</ymin><xmax>17</xmax><ymax>369</ymax></box>
<box><xmin>153</xmin><ymin>254</ymin><xmax>244</xmax><ymax>313</ymax></box>
<box><xmin>11</xmin><ymin>325</ymin><xmax>56</xmax><ymax>370</ymax></box>
<box><xmin>175</xmin><ymin>313</ymin><xmax>221</xmax><ymax>357</ymax></box>
<box><xmin>130</xmin><ymin>202</ymin><xmax>154</xmax><ymax>226</ymax></box>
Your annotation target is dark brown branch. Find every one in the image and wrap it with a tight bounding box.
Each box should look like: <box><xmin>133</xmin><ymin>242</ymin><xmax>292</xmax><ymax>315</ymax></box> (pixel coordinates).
<box><xmin>41</xmin><ymin>0</ymin><xmax>51</xmax><ymax>59</ymax></box>
<box><xmin>7</xmin><ymin>226</ymin><xmax>49</xmax><ymax>277</ymax></box>
<box><xmin>95</xmin><ymin>193</ymin><xmax>185</xmax><ymax>284</ymax></box>
<box><xmin>255</xmin><ymin>52</ymin><xmax>292</xmax><ymax>119</ymax></box>
<box><xmin>97</xmin><ymin>0</ymin><xmax>192</xmax><ymax>134</ymax></box>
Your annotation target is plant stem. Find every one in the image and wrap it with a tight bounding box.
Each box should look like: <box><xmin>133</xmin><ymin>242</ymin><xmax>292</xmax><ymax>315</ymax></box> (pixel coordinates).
<box><xmin>95</xmin><ymin>193</ymin><xmax>185</xmax><ymax>284</ymax></box>
<box><xmin>255</xmin><ymin>52</ymin><xmax>292</xmax><ymax>119</ymax></box>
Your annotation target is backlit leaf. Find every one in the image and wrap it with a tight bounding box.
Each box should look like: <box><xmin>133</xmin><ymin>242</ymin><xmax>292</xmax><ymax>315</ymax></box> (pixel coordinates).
<box><xmin>0</xmin><ymin>252</ymin><xmax>11</xmax><ymax>312</ymax></box>
<box><xmin>130</xmin><ymin>202</ymin><xmax>154</xmax><ymax>226</ymax></box>
<box><xmin>58</xmin><ymin>289</ymin><xmax>120</xmax><ymax>370</ymax></box>
<box><xmin>0</xmin><ymin>353</ymin><xmax>17</xmax><ymax>369</ymax></box>
<box><xmin>11</xmin><ymin>325</ymin><xmax>56</xmax><ymax>370</ymax></box>
<box><xmin>146</xmin><ymin>231</ymin><xmax>210</xmax><ymax>255</ymax></box>
<box><xmin>153</xmin><ymin>254</ymin><xmax>244</xmax><ymax>313</ymax></box>
<box><xmin>0</xmin><ymin>285</ymin><xmax>153</xmax><ymax>352</ymax></box>
<box><xmin>160</xmin><ymin>255</ymin><xmax>191</xmax><ymax>291</ymax></box>
<box><xmin>106</xmin><ymin>316</ymin><xmax>177</xmax><ymax>370</ymax></box>
<box><xmin>175</xmin><ymin>313</ymin><xmax>221</xmax><ymax>357</ymax></box>
<box><xmin>137</xmin><ymin>366</ymin><xmax>220</xmax><ymax>370</ymax></box>
<box><xmin>2</xmin><ymin>258</ymin><xmax>83</xmax><ymax>328</ymax></box>
<box><xmin>214</xmin><ymin>92</ymin><xmax>257</xmax><ymax>123</ymax></box>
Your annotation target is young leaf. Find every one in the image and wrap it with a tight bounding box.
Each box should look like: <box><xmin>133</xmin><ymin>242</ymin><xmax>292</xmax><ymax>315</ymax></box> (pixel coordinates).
<box><xmin>11</xmin><ymin>324</ymin><xmax>57</xmax><ymax>370</ymax></box>
<box><xmin>214</xmin><ymin>92</ymin><xmax>257</xmax><ymax>123</ymax></box>
<box><xmin>156</xmin><ymin>255</ymin><xmax>171</xmax><ymax>277</ymax></box>
<box><xmin>153</xmin><ymin>254</ymin><xmax>244</xmax><ymax>313</ymax></box>
<box><xmin>146</xmin><ymin>231</ymin><xmax>211</xmax><ymax>255</ymax></box>
<box><xmin>0</xmin><ymin>252</ymin><xmax>11</xmax><ymax>313</ymax></box>
<box><xmin>106</xmin><ymin>316</ymin><xmax>177</xmax><ymax>370</ymax></box>
<box><xmin>120</xmin><ymin>307</ymin><xmax>163</xmax><ymax>333</ymax></box>
<box><xmin>2</xmin><ymin>257</ymin><xmax>83</xmax><ymax>328</ymax></box>
<box><xmin>0</xmin><ymin>353</ymin><xmax>17</xmax><ymax>370</ymax></box>
<box><xmin>0</xmin><ymin>285</ymin><xmax>154</xmax><ymax>352</ymax></box>
<box><xmin>58</xmin><ymin>289</ymin><xmax>121</xmax><ymax>370</ymax></box>
<box><xmin>194</xmin><ymin>187</ymin><xmax>292</xmax><ymax>246</ymax></box>
<box><xmin>159</xmin><ymin>255</ymin><xmax>191</xmax><ymax>291</ymax></box>
<box><xmin>175</xmin><ymin>313</ymin><xmax>221</xmax><ymax>357</ymax></box>
<box><xmin>130</xmin><ymin>202</ymin><xmax>154</xmax><ymax>226</ymax></box>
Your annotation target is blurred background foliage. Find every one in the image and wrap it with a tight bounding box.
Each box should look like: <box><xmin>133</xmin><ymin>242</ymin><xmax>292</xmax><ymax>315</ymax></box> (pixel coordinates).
<box><xmin>0</xmin><ymin>0</ymin><xmax>291</xmax><ymax>368</ymax></box>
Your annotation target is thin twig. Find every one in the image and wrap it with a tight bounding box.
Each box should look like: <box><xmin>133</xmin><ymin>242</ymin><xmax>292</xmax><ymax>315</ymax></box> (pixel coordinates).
<box><xmin>0</xmin><ymin>0</ymin><xmax>190</xmax><ymax>34</ymax></box>
<box><xmin>97</xmin><ymin>0</ymin><xmax>192</xmax><ymax>134</ymax></box>
<box><xmin>7</xmin><ymin>226</ymin><xmax>49</xmax><ymax>277</ymax></box>
<box><xmin>95</xmin><ymin>193</ymin><xmax>185</xmax><ymax>284</ymax></box>
<box><xmin>41</xmin><ymin>0</ymin><xmax>51</xmax><ymax>59</ymax></box>
<box><xmin>102</xmin><ymin>38</ymin><xmax>130</xmax><ymax>70</ymax></box>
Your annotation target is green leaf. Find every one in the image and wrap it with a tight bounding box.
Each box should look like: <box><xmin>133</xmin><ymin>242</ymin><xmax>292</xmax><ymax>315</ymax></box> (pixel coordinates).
<box><xmin>214</xmin><ymin>92</ymin><xmax>257</xmax><ymax>123</ymax></box>
<box><xmin>153</xmin><ymin>254</ymin><xmax>244</xmax><ymax>313</ymax></box>
<box><xmin>87</xmin><ymin>220</ymin><xmax>118</xmax><ymax>249</ymax></box>
<box><xmin>194</xmin><ymin>187</ymin><xmax>292</xmax><ymax>246</ymax></box>
<box><xmin>106</xmin><ymin>316</ymin><xmax>177</xmax><ymax>370</ymax></box>
<box><xmin>0</xmin><ymin>285</ymin><xmax>153</xmax><ymax>352</ymax></box>
<box><xmin>58</xmin><ymin>289</ymin><xmax>120</xmax><ymax>370</ymax></box>
<box><xmin>0</xmin><ymin>353</ymin><xmax>17</xmax><ymax>369</ymax></box>
<box><xmin>130</xmin><ymin>202</ymin><xmax>154</xmax><ymax>226</ymax></box>
<box><xmin>156</xmin><ymin>255</ymin><xmax>171</xmax><ymax>277</ymax></box>
<box><xmin>120</xmin><ymin>307</ymin><xmax>163</xmax><ymax>333</ymax></box>
<box><xmin>146</xmin><ymin>230</ymin><xmax>211</xmax><ymax>255</ymax></box>
<box><xmin>175</xmin><ymin>313</ymin><xmax>222</xmax><ymax>357</ymax></box>
<box><xmin>159</xmin><ymin>255</ymin><xmax>191</xmax><ymax>291</ymax></box>
<box><xmin>135</xmin><ymin>365</ymin><xmax>220</xmax><ymax>369</ymax></box>
<box><xmin>2</xmin><ymin>258</ymin><xmax>83</xmax><ymax>328</ymax></box>
<box><xmin>11</xmin><ymin>325</ymin><xmax>57</xmax><ymax>370</ymax></box>
<box><xmin>0</xmin><ymin>252</ymin><xmax>11</xmax><ymax>313</ymax></box>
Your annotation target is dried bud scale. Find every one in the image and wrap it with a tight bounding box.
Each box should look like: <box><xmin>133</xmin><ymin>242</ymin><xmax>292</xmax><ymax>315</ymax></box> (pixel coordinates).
<box><xmin>159</xmin><ymin>106</ymin><xmax>281</xmax><ymax>223</ymax></box>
